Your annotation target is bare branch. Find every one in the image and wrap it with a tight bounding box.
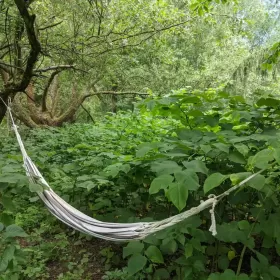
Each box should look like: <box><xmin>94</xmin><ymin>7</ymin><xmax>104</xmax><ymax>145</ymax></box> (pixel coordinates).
<box><xmin>38</xmin><ymin>20</ymin><xmax>63</xmax><ymax>31</ymax></box>
<box><xmin>35</xmin><ymin>64</ymin><xmax>75</xmax><ymax>73</ymax></box>
<box><xmin>0</xmin><ymin>61</ymin><xmax>24</xmax><ymax>74</ymax></box>
<box><xmin>41</xmin><ymin>70</ymin><xmax>61</xmax><ymax>112</ymax></box>
<box><xmin>81</xmin><ymin>103</ymin><xmax>95</xmax><ymax>123</ymax></box>
<box><xmin>83</xmin><ymin>91</ymin><xmax>148</xmax><ymax>100</ymax></box>
<box><xmin>0</xmin><ymin>43</ymin><xmax>12</xmax><ymax>51</ymax></box>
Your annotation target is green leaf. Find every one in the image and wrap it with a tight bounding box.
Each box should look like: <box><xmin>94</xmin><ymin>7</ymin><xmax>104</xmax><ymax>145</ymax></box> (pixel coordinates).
<box><xmin>230</xmin><ymin>172</ymin><xmax>252</xmax><ymax>185</ymax></box>
<box><xmin>174</xmin><ymin>170</ymin><xmax>200</xmax><ymax>191</ymax></box>
<box><xmin>218</xmin><ymin>255</ymin><xmax>229</xmax><ymax>270</ymax></box>
<box><xmin>149</xmin><ymin>175</ymin><xmax>174</xmax><ymax>194</ymax></box>
<box><xmin>76</xmin><ymin>181</ymin><xmax>96</xmax><ymax>191</ymax></box>
<box><xmin>238</xmin><ymin>220</ymin><xmax>250</xmax><ymax>231</ymax></box>
<box><xmin>153</xmin><ymin>268</ymin><xmax>170</xmax><ymax>280</ymax></box>
<box><xmin>0</xmin><ymin>245</ymin><xmax>15</xmax><ymax>272</ymax></box>
<box><xmin>160</xmin><ymin>239</ymin><xmax>177</xmax><ymax>254</ymax></box>
<box><xmin>273</xmin><ymin>148</ymin><xmax>280</xmax><ymax>164</ymax></box>
<box><xmin>250</xmin><ymin>149</ymin><xmax>274</xmax><ymax>169</ymax></box>
<box><xmin>104</xmin><ymin>163</ymin><xmax>131</xmax><ymax>178</ymax></box>
<box><xmin>1</xmin><ymin>196</ymin><xmax>16</xmax><ymax>212</ymax></box>
<box><xmin>228</xmin><ymin>151</ymin><xmax>246</xmax><ymax>164</ymax></box>
<box><xmin>250</xmin><ymin>257</ymin><xmax>259</xmax><ymax>272</ymax></box>
<box><xmin>29</xmin><ymin>182</ymin><xmax>44</xmax><ymax>193</ymax></box>
<box><xmin>145</xmin><ymin>245</ymin><xmax>164</xmax><ymax>264</ymax></box>
<box><xmin>136</xmin><ymin>143</ymin><xmax>157</xmax><ymax>157</ymax></box>
<box><xmin>151</xmin><ymin>160</ymin><xmax>182</xmax><ymax>175</ymax></box>
<box><xmin>185</xmin><ymin>243</ymin><xmax>193</xmax><ymax>258</ymax></box>
<box><xmin>167</xmin><ymin>181</ymin><xmax>188</xmax><ymax>211</ymax></box>
<box><xmin>269</xmin><ymin>266</ymin><xmax>280</xmax><ymax>278</ymax></box>
<box><xmin>213</xmin><ymin>143</ymin><xmax>229</xmax><ymax>154</ymax></box>
<box><xmin>204</xmin><ymin>173</ymin><xmax>228</xmax><ymax>194</ymax></box>
<box><xmin>123</xmin><ymin>241</ymin><xmax>144</xmax><ymax>258</ymax></box>
<box><xmin>0</xmin><ymin>223</ymin><xmax>4</xmax><ymax>232</ymax></box>
<box><xmin>3</xmin><ymin>225</ymin><xmax>28</xmax><ymax>238</ymax></box>
<box><xmin>0</xmin><ymin>174</ymin><xmax>27</xmax><ymax>184</ymax></box>
<box><xmin>127</xmin><ymin>254</ymin><xmax>147</xmax><ymax>275</ymax></box>
<box><xmin>234</xmin><ymin>144</ymin><xmax>249</xmax><ymax>156</ymax></box>
<box><xmin>0</xmin><ymin>213</ymin><xmax>14</xmax><ymax>226</ymax></box>
<box><xmin>257</xmin><ymin>98</ymin><xmax>280</xmax><ymax>107</ymax></box>
<box><xmin>182</xmin><ymin>160</ymin><xmax>208</xmax><ymax>174</ymax></box>
<box><xmin>247</xmin><ymin>174</ymin><xmax>266</xmax><ymax>190</ymax></box>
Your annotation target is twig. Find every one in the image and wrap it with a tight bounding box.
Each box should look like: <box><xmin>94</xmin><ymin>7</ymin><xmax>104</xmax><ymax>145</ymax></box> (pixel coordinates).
<box><xmin>38</xmin><ymin>20</ymin><xmax>63</xmax><ymax>31</ymax></box>
<box><xmin>81</xmin><ymin>104</ymin><xmax>95</xmax><ymax>123</ymax></box>
<box><xmin>237</xmin><ymin>245</ymin><xmax>247</xmax><ymax>275</ymax></box>
<box><xmin>35</xmin><ymin>65</ymin><xmax>75</xmax><ymax>73</ymax></box>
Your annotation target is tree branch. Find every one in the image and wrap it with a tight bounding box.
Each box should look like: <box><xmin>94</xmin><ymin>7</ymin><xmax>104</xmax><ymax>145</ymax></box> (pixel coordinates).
<box><xmin>38</xmin><ymin>20</ymin><xmax>63</xmax><ymax>31</ymax></box>
<box><xmin>35</xmin><ymin>64</ymin><xmax>75</xmax><ymax>73</ymax></box>
<box><xmin>0</xmin><ymin>61</ymin><xmax>23</xmax><ymax>74</ymax></box>
<box><xmin>41</xmin><ymin>70</ymin><xmax>61</xmax><ymax>112</ymax></box>
<box><xmin>13</xmin><ymin>0</ymin><xmax>41</xmax><ymax>91</ymax></box>
<box><xmin>83</xmin><ymin>91</ymin><xmax>148</xmax><ymax>100</ymax></box>
<box><xmin>81</xmin><ymin>103</ymin><xmax>95</xmax><ymax>123</ymax></box>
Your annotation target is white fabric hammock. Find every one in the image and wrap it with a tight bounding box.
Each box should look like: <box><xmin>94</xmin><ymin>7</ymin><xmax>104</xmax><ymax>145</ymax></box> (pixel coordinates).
<box><xmin>2</xmin><ymin>103</ymin><xmax>264</xmax><ymax>241</ymax></box>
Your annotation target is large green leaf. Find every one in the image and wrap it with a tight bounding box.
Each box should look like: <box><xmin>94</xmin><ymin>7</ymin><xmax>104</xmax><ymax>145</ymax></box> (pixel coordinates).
<box><xmin>123</xmin><ymin>241</ymin><xmax>144</xmax><ymax>258</ymax></box>
<box><xmin>3</xmin><ymin>225</ymin><xmax>28</xmax><ymax>239</ymax></box>
<box><xmin>153</xmin><ymin>268</ymin><xmax>170</xmax><ymax>280</ymax></box>
<box><xmin>204</xmin><ymin>173</ymin><xmax>228</xmax><ymax>194</ymax></box>
<box><xmin>249</xmin><ymin>149</ymin><xmax>274</xmax><ymax>169</ymax></box>
<box><xmin>0</xmin><ymin>174</ymin><xmax>27</xmax><ymax>184</ymax></box>
<box><xmin>167</xmin><ymin>181</ymin><xmax>188</xmax><ymax>211</ymax></box>
<box><xmin>185</xmin><ymin>243</ymin><xmax>193</xmax><ymax>258</ymax></box>
<box><xmin>257</xmin><ymin>98</ymin><xmax>280</xmax><ymax>107</ymax></box>
<box><xmin>234</xmin><ymin>143</ymin><xmax>249</xmax><ymax>156</ymax></box>
<box><xmin>269</xmin><ymin>266</ymin><xmax>280</xmax><ymax>278</ymax></box>
<box><xmin>151</xmin><ymin>160</ymin><xmax>182</xmax><ymax>175</ymax></box>
<box><xmin>149</xmin><ymin>174</ymin><xmax>174</xmax><ymax>194</ymax></box>
<box><xmin>0</xmin><ymin>245</ymin><xmax>15</xmax><ymax>272</ymax></box>
<box><xmin>174</xmin><ymin>170</ymin><xmax>200</xmax><ymax>191</ymax></box>
<box><xmin>127</xmin><ymin>254</ymin><xmax>147</xmax><ymax>275</ymax></box>
<box><xmin>213</xmin><ymin>143</ymin><xmax>229</xmax><ymax>154</ymax></box>
<box><xmin>136</xmin><ymin>143</ymin><xmax>158</xmax><ymax>157</ymax></box>
<box><xmin>145</xmin><ymin>245</ymin><xmax>164</xmax><ymax>264</ymax></box>
<box><xmin>104</xmin><ymin>163</ymin><xmax>131</xmax><ymax>178</ymax></box>
<box><xmin>247</xmin><ymin>174</ymin><xmax>266</xmax><ymax>191</ymax></box>
<box><xmin>228</xmin><ymin>151</ymin><xmax>246</xmax><ymax>164</ymax></box>
<box><xmin>1</xmin><ymin>196</ymin><xmax>16</xmax><ymax>212</ymax></box>
<box><xmin>182</xmin><ymin>160</ymin><xmax>208</xmax><ymax>174</ymax></box>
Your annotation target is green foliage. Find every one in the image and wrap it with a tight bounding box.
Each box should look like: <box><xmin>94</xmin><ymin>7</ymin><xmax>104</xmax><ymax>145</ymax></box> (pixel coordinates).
<box><xmin>3</xmin><ymin>87</ymin><xmax>280</xmax><ymax>279</ymax></box>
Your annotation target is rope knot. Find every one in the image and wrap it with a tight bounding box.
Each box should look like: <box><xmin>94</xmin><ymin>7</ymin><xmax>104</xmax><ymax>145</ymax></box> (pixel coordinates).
<box><xmin>208</xmin><ymin>195</ymin><xmax>218</xmax><ymax>236</ymax></box>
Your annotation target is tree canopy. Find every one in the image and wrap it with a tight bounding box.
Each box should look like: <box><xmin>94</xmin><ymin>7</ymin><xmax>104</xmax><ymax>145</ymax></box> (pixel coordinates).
<box><xmin>1</xmin><ymin>1</ymin><xmax>280</xmax><ymax>279</ymax></box>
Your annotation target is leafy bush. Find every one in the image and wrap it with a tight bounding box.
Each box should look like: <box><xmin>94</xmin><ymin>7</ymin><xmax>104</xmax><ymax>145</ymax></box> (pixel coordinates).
<box><xmin>1</xmin><ymin>88</ymin><xmax>280</xmax><ymax>279</ymax></box>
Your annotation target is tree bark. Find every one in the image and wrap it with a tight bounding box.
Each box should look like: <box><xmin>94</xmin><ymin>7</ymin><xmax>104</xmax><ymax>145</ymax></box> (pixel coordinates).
<box><xmin>0</xmin><ymin>0</ymin><xmax>41</xmax><ymax>123</ymax></box>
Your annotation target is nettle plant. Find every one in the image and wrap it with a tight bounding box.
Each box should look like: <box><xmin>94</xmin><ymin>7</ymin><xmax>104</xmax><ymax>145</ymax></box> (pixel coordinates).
<box><xmin>105</xmin><ymin>89</ymin><xmax>280</xmax><ymax>279</ymax></box>
<box><xmin>2</xmin><ymin>88</ymin><xmax>280</xmax><ymax>279</ymax></box>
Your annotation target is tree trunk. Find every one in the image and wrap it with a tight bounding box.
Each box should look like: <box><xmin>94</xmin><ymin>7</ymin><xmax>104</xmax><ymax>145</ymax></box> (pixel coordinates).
<box><xmin>0</xmin><ymin>95</ymin><xmax>8</xmax><ymax>122</ymax></box>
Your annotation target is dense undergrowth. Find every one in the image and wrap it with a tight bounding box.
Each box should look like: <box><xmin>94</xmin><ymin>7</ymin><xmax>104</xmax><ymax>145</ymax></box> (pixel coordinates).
<box><xmin>1</xmin><ymin>88</ymin><xmax>280</xmax><ymax>279</ymax></box>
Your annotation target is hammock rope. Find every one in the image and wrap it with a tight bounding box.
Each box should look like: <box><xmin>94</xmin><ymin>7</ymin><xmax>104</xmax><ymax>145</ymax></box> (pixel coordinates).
<box><xmin>1</xmin><ymin>99</ymin><xmax>265</xmax><ymax>241</ymax></box>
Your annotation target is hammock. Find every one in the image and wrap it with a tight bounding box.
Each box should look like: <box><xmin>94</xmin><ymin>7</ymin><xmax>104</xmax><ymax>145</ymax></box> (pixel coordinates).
<box><xmin>2</xmin><ymin>101</ymin><xmax>263</xmax><ymax>241</ymax></box>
